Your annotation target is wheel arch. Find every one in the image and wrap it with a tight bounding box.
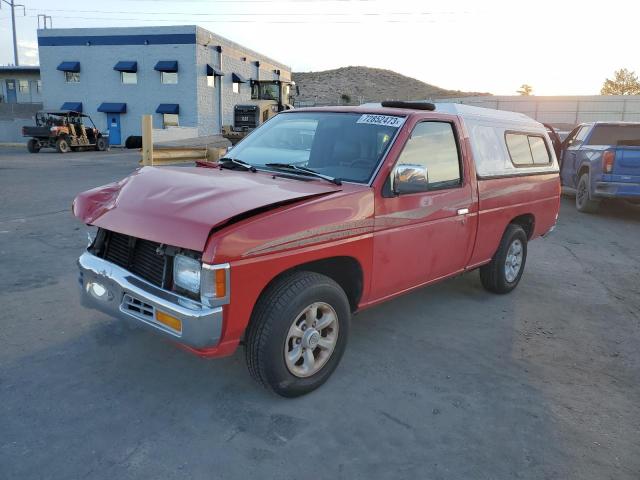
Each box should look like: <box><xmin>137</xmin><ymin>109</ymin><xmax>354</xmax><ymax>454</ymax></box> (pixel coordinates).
<box><xmin>255</xmin><ymin>256</ymin><xmax>364</xmax><ymax>314</ymax></box>
<box><xmin>509</xmin><ymin>213</ymin><xmax>535</xmax><ymax>240</ymax></box>
<box><xmin>577</xmin><ymin>163</ymin><xmax>590</xmax><ymax>179</ymax></box>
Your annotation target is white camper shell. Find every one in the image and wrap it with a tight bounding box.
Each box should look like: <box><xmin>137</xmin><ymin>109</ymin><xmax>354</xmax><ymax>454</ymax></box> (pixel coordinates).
<box><xmin>434</xmin><ymin>103</ymin><xmax>559</xmax><ymax>178</ymax></box>
<box><xmin>364</xmin><ymin>102</ymin><xmax>560</xmax><ymax>179</ymax></box>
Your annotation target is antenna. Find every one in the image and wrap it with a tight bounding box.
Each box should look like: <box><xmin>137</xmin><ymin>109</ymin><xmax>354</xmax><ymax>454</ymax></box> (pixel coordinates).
<box><xmin>38</xmin><ymin>14</ymin><xmax>53</xmax><ymax>29</ymax></box>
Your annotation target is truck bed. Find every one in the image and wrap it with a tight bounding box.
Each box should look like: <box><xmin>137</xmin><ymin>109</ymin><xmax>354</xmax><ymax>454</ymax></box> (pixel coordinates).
<box><xmin>23</xmin><ymin>126</ymin><xmax>51</xmax><ymax>138</ymax></box>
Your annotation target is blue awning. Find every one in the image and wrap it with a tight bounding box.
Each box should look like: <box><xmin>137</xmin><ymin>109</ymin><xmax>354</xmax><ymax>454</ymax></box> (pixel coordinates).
<box><xmin>57</xmin><ymin>61</ymin><xmax>80</xmax><ymax>72</ymax></box>
<box><xmin>232</xmin><ymin>72</ymin><xmax>248</xmax><ymax>83</ymax></box>
<box><xmin>113</xmin><ymin>61</ymin><xmax>138</xmax><ymax>73</ymax></box>
<box><xmin>154</xmin><ymin>60</ymin><xmax>178</xmax><ymax>72</ymax></box>
<box><xmin>206</xmin><ymin>64</ymin><xmax>224</xmax><ymax>76</ymax></box>
<box><xmin>97</xmin><ymin>102</ymin><xmax>127</xmax><ymax>113</ymax></box>
<box><xmin>60</xmin><ymin>102</ymin><xmax>83</xmax><ymax>112</ymax></box>
<box><xmin>156</xmin><ymin>104</ymin><xmax>179</xmax><ymax>114</ymax></box>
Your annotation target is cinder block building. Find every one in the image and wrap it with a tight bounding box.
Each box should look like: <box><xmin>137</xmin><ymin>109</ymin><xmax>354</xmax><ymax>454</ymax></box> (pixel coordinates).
<box><xmin>37</xmin><ymin>25</ymin><xmax>291</xmax><ymax>144</ymax></box>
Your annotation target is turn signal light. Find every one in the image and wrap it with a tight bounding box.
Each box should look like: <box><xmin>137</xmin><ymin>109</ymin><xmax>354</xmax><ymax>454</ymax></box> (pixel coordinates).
<box><xmin>200</xmin><ymin>263</ymin><xmax>230</xmax><ymax>306</ymax></box>
<box><xmin>215</xmin><ymin>268</ymin><xmax>227</xmax><ymax>298</ymax></box>
<box><xmin>603</xmin><ymin>150</ymin><xmax>615</xmax><ymax>173</ymax></box>
<box><xmin>156</xmin><ymin>311</ymin><xmax>182</xmax><ymax>333</ymax></box>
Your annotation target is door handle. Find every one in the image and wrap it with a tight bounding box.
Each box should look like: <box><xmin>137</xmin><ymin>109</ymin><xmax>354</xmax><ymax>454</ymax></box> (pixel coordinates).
<box><xmin>457</xmin><ymin>208</ymin><xmax>469</xmax><ymax>215</ymax></box>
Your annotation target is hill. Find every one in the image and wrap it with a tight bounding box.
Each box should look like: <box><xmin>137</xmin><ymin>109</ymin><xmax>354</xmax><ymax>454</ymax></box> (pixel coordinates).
<box><xmin>292</xmin><ymin>66</ymin><xmax>489</xmax><ymax>105</ymax></box>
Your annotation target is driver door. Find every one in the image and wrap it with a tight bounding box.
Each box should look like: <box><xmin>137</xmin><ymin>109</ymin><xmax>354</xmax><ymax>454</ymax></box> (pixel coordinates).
<box><xmin>371</xmin><ymin>119</ymin><xmax>476</xmax><ymax>300</ymax></box>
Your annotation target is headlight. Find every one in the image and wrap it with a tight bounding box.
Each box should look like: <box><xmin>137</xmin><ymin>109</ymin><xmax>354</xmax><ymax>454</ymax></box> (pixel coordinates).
<box><xmin>173</xmin><ymin>254</ymin><xmax>201</xmax><ymax>294</ymax></box>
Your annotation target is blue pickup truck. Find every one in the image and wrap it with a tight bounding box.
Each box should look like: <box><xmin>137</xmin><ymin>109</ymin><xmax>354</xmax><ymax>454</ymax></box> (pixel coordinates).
<box><xmin>559</xmin><ymin>122</ymin><xmax>640</xmax><ymax>212</ymax></box>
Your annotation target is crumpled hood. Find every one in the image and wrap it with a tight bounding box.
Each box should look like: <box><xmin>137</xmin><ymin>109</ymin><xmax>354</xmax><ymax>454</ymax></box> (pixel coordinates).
<box><xmin>73</xmin><ymin>166</ymin><xmax>341</xmax><ymax>251</ymax></box>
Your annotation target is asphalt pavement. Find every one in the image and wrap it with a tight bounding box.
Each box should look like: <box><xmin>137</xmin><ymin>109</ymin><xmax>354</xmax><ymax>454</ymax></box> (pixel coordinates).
<box><xmin>1</xmin><ymin>146</ymin><xmax>638</xmax><ymax>479</ymax></box>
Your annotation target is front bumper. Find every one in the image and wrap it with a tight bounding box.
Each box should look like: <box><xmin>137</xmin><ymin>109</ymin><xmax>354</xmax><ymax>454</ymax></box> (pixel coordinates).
<box><xmin>78</xmin><ymin>252</ymin><xmax>223</xmax><ymax>349</ymax></box>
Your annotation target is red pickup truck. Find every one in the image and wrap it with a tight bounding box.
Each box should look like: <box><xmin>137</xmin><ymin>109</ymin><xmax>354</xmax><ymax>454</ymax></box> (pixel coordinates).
<box><xmin>74</xmin><ymin>102</ymin><xmax>560</xmax><ymax>397</ymax></box>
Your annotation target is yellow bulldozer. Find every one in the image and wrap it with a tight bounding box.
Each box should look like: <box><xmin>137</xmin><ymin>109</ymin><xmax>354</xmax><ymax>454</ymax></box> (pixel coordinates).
<box><xmin>222</xmin><ymin>80</ymin><xmax>298</xmax><ymax>144</ymax></box>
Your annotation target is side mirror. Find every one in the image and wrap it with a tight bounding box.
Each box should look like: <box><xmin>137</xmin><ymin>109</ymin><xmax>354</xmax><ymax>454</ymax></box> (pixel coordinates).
<box><xmin>391</xmin><ymin>164</ymin><xmax>429</xmax><ymax>195</ymax></box>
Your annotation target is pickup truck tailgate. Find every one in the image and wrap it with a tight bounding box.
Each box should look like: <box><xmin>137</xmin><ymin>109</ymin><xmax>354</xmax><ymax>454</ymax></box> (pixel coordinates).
<box><xmin>614</xmin><ymin>146</ymin><xmax>640</xmax><ymax>178</ymax></box>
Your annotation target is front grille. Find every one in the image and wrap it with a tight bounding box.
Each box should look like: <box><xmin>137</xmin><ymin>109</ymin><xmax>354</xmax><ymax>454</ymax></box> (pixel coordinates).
<box><xmin>101</xmin><ymin>231</ymin><xmax>167</xmax><ymax>287</ymax></box>
<box><xmin>234</xmin><ymin>105</ymin><xmax>258</xmax><ymax>129</ymax></box>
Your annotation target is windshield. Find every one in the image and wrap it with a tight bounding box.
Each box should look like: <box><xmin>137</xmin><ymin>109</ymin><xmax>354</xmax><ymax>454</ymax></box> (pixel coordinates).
<box><xmin>227</xmin><ymin>112</ymin><xmax>402</xmax><ymax>183</ymax></box>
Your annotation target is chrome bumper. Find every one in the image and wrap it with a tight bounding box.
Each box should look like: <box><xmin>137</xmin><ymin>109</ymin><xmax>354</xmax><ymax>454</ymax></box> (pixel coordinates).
<box><xmin>77</xmin><ymin>252</ymin><xmax>223</xmax><ymax>349</ymax></box>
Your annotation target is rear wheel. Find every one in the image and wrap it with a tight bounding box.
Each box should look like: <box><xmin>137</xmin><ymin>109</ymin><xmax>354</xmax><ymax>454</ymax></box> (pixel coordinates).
<box><xmin>55</xmin><ymin>137</ymin><xmax>71</xmax><ymax>154</ymax></box>
<box><xmin>245</xmin><ymin>271</ymin><xmax>350</xmax><ymax>397</ymax></box>
<box><xmin>480</xmin><ymin>224</ymin><xmax>528</xmax><ymax>294</ymax></box>
<box><xmin>576</xmin><ymin>172</ymin><xmax>599</xmax><ymax>213</ymax></box>
<box><xmin>27</xmin><ymin>139</ymin><xmax>40</xmax><ymax>153</ymax></box>
<box><xmin>96</xmin><ymin>137</ymin><xmax>108</xmax><ymax>151</ymax></box>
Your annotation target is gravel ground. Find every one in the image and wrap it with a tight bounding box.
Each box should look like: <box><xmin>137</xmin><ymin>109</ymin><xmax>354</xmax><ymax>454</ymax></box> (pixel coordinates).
<box><xmin>1</xmin><ymin>147</ymin><xmax>639</xmax><ymax>480</ymax></box>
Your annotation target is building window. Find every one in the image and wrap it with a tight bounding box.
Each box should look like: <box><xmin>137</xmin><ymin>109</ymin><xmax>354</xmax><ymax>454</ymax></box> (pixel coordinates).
<box><xmin>121</xmin><ymin>71</ymin><xmax>137</xmax><ymax>84</ymax></box>
<box><xmin>163</xmin><ymin>113</ymin><xmax>179</xmax><ymax>127</ymax></box>
<box><xmin>233</xmin><ymin>82</ymin><xmax>240</xmax><ymax>94</ymax></box>
<box><xmin>207</xmin><ymin>75</ymin><xmax>215</xmax><ymax>88</ymax></box>
<box><xmin>18</xmin><ymin>80</ymin><xmax>29</xmax><ymax>92</ymax></box>
<box><xmin>36</xmin><ymin>80</ymin><xmax>42</xmax><ymax>92</ymax></box>
<box><xmin>64</xmin><ymin>71</ymin><xmax>80</xmax><ymax>83</ymax></box>
<box><xmin>161</xmin><ymin>71</ymin><xmax>178</xmax><ymax>84</ymax></box>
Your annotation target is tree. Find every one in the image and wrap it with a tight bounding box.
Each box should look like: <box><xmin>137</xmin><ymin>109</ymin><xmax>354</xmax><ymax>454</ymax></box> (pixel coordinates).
<box><xmin>340</xmin><ymin>93</ymin><xmax>351</xmax><ymax>104</ymax></box>
<box><xmin>600</xmin><ymin>68</ymin><xmax>640</xmax><ymax>95</ymax></box>
<box><xmin>517</xmin><ymin>84</ymin><xmax>533</xmax><ymax>96</ymax></box>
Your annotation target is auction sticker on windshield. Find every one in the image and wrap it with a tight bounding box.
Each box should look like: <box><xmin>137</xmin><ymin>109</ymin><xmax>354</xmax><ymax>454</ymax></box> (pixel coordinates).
<box><xmin>357</xmin><ymin>114</ymin><xmax>405</xmax><ymax>128</ymax></box>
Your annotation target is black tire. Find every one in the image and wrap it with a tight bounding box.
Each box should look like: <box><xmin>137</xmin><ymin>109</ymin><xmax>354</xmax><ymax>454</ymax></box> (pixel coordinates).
<box><xmin>245</xmin><ymin>271</ymin><xmax>351</xmax><ymax>397</ymax></box>
<box><xmin>125</xmin><ymin>135</ymin><xmax>142</xmax><ymax>149</ymax></box>
<box><xmin>55</xmin><ymin>137</ymin><xmax>71</xmax><ymax>154</ymax></box>
<box><xmin>480</xmin><ymin>224</ymin><xmax>528</xmax><ymax>294</ymax></box>
<box><xmin>576</xmin><ymin>172</ymin><xmax>599</xmax><ymax>213</ymax></box>
<box><xmin>96</xmin><ymin>137</ymin><xmax>108</xmax><ymax>151</ymax></box>
<box><xmin>27</xmin><ymin>139</ymin><xmax>40</xmax><ymax>153</ymax></box>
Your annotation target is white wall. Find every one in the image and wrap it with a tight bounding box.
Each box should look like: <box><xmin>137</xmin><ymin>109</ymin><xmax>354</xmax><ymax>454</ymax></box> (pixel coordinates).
<box><xmin>436</xmin><ymin>95</ymin><xmax>640</xmax><ymax>127</ymax></box>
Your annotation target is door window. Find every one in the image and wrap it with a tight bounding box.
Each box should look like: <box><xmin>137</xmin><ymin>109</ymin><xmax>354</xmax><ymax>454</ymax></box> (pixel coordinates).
<box><xmin>566</xmin><ymin>125</ymin><xmax>590</xmax><ymax>147</ymax></box>
<box><xmin>395</xmin><ymin>121</ymin><xmax>461</xmax><ymax>190</ymax></box>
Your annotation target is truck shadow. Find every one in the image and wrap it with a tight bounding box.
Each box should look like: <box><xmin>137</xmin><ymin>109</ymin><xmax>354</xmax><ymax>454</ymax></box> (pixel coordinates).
<box><xmin>561</xmin><ymin>190</ymin><xmax>640</xmax><ymax>223</ymax></box>
<box><xmin>1</xmin><ymin>271</ymin><xmax>570</xmax><ymax>479</ymax></box>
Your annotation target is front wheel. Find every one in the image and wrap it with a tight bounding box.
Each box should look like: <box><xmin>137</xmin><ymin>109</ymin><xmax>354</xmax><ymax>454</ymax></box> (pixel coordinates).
<box><xmin>245</xmin><ymin>271</ymin><xmax>350</xmax><ymax>397</ymax></box>
<box><xmin>480</xmin><ymin>224</ymin><xmax>528</xmax><ymax>294</ymax></box>
<box><xmin>55</xmin><ymin>137</ymin><xmax>71</xmax><ymax>154</ymax></box>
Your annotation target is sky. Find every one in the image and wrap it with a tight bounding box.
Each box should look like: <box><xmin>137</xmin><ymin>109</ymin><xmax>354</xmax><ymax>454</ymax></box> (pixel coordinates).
<box><xmin>1</xmin><ymin>0</ymin><xmax>639</xmax><ymax>96</ymax></box>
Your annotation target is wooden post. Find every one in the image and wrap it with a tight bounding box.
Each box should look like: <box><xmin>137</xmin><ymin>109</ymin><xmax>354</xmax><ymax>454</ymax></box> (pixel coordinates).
<box><xmin>141</xmin><ymin>114</ymin><xmax>153</xmax><ymax>166</ymax></box>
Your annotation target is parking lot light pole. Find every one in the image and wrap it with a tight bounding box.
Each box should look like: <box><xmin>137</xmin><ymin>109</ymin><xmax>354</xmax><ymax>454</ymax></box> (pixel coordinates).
<box><xmin>1</xmin><ymin>0</ymin><xmax>26</xmax><ymax>66</ymax></box>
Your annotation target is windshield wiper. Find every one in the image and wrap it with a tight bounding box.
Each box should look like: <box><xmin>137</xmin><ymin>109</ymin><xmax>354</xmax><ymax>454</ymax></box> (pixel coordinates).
<box><xmin>265</xmin><ymin>163</ymin><xmax>342</xmax><ymax>185</ymax></box>
<box><xmin>218</xmin><ymin>157</ymin><xmax>257</xmax><ymax>172</ymax></box>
